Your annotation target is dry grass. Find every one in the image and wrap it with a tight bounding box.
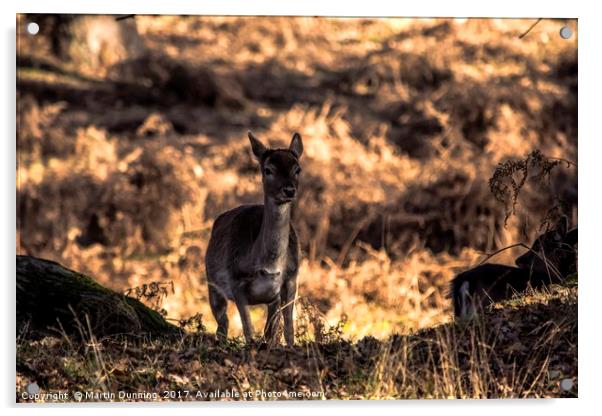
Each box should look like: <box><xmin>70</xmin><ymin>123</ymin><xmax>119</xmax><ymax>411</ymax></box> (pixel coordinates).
<box><xmin>16</xmin><ymin>284</ymin><xmax>577</xmax><ymax>401</ymax></box>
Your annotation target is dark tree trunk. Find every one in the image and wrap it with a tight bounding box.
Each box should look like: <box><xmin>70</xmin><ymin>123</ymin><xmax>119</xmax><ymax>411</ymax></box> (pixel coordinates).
<box><xmin>16</xmin><ymin>255</ymin><xmax>180</xmax><ymax>338</ymax></box>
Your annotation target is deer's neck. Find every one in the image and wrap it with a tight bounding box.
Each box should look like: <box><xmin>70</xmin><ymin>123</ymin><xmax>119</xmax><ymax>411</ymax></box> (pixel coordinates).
<box><xmin>251</xmin><ymin>197</ymin><xmax>291</xmax><ymax>272</ymax></box>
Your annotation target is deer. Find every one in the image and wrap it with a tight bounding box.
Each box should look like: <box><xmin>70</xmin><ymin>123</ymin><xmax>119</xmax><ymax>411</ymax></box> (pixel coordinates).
<box><xmin>204</xmin><ymin>130</ymin><xmax>303</xmax><ymax>346</ymax></box>
<box><xmin>450</xmin><ymin>216</ymin><xmax>578</xmax><ymax>319</ymax></box>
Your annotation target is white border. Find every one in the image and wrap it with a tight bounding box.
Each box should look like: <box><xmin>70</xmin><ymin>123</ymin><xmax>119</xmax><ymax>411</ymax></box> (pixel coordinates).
<box><xmin>2</xmin><ymin>1</ymin><xmax>600</xmax><ymax>415</ymax></box>
<box><xmin>9</xmin><ymin>0</ymin><xmax>579</xmax><ymax>17</ymax></box>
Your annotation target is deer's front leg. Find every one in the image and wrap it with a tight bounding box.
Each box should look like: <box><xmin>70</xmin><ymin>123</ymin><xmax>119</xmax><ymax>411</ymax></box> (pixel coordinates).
<box><xmin>281</xmin><ymin>277</ymin><xmax>297</xmax><ymax>347</ymax></box>
<box><xmin>234</xmin><ymin>292</ymin><xmax>254</xmax><ymax>343</ymax></box>
<box><xmin>264</xmin><ymin>298</ymin><xmax>281</xmax><ymax>345</ymax></box>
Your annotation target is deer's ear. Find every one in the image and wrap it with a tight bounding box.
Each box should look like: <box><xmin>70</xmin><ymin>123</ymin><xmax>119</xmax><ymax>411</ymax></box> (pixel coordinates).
<box><xmin>289</xmin><ymin>132</ymin><xmax>303</xmax><ymax>158</ymax></box>
<box><xmin>555</xmin><ymin>215</ymin><xmax>569</xmax><ymax>238</ymax></box>
<box><xmin>248</xmin><ymin>131</ymin><xmax>267</xmax><ymax>160</ymax></box>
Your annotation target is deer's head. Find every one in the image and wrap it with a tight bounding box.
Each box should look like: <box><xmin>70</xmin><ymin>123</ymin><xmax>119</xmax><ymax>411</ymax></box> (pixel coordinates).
<box><xmin>248</xmin><ymin>131</ymin><xmax>303</xmax><ymax>205</ymax></box>
<box><xmin>515</xmin><ymin>216</ymin><xmax>578</xmax><ymax>279</ymax></box>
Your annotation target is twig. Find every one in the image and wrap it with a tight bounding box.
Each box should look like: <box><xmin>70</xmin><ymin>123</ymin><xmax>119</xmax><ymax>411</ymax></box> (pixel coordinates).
<box><xmin>518</xmin><ymin>18</ymin><xmax>543</xmax><ymax>39</ymax></box>
<box><xmin>115</xmin><ymin>14</ymin><xmax>136</xmax><ymax>21</ymax></box>
<box><xmin>477</xmin><ymin>243</ymin><xmax>530</xmax><ymax>265</ymax></box>
<box><xmin>477</xmin><ymin>242</ymin><xmax>563</xmax><ymax>280</ymax></box>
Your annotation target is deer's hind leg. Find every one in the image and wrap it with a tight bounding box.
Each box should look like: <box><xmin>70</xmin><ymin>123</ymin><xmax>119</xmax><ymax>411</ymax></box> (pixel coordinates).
<box><xmin>208</xmin><ymin>284</ymin><xmax>229</xmax><ymax>341</ymax></box>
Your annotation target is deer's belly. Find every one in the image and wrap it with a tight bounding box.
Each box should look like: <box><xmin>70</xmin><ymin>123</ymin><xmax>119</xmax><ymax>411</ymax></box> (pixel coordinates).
<box><xmin>247</xmin><ymin>276</ymin><xmax>281</xmax><ymax>304</ymax></box>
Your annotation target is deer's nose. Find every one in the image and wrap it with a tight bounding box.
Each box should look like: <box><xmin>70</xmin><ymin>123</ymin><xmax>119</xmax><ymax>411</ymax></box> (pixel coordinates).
<box><xmin>282</xmin><ymin>186</ymin><xmax>296</xmax><ymax>198</ymax></box>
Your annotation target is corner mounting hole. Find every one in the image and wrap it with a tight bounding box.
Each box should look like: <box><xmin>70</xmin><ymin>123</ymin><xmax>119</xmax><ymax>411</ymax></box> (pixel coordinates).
<box><xmin>26</xmin><ymin>22</ymin><xmax>39</xmax><ymax>35</ymax></box>
<box><xmin>559</xmin><ymin>26</ymin><xmax>573</xmax><ymax>40</ymax></box>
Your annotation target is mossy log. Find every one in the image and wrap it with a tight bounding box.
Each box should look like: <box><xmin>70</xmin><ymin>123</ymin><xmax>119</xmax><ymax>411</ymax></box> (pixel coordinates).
<box><xmin>17</xmin><ymin>255</ymin><xmax>180</xmax><ymax>337</ymax></box>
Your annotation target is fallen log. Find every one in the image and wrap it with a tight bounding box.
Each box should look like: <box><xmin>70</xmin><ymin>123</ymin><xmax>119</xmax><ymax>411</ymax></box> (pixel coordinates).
<box><xmin>16</xmin><ymin>255</ymin><xmax>181</xmax><ymax>338</ymax></box>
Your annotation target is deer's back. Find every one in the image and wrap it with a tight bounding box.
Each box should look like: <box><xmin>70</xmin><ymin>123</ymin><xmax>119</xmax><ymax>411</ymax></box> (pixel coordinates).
<box><xmin>206</xmin><ymin>204</ymin><xmax>262</xmax><ymax>273</ymax></box>
<box><xmin>450</xmin><ymin>264</ymin><xmax>532</xmax><ymax>316</ymax></box>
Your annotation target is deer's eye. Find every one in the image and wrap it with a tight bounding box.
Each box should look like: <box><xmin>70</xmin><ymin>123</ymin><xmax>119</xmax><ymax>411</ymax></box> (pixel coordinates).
<box><xmin>264</xmin><ymin>167</ymin><xmax>273</xmax><ymax>176</ymax></box>
<box><xmin>294</xmin><ymin>167</ymin><xmax>302</xmax><ymax>175</ymax></box>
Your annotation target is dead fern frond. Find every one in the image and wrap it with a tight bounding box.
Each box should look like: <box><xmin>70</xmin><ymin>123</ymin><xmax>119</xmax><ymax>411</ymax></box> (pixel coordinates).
<box><xmin>489</xmin><ymin>150</ymin><xmax>573</xmax><ymax>225</ymax></box>
<box><xmin>124</xmin><ymin>281</ymin><xmax>174</xmax><ymax>316</ymax></box>
<box><xmin>176</xmin><ymin>313</ymin><xmax>206</xmax><ymax>333</ymax></box>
